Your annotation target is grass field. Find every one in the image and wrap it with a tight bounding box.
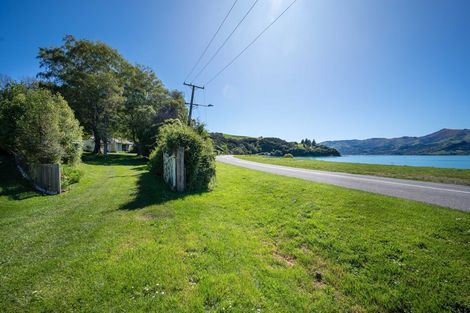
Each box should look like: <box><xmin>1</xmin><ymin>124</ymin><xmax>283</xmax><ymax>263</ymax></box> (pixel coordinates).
<box><xmin>0</xmin><ymin>153</ymin><xmax>469</xmax><ymax>312</ymax></box>
<box><xmin>236</xmin><ymin>155</ymin><xmax>470</xmax><ymax>186</ymax></box>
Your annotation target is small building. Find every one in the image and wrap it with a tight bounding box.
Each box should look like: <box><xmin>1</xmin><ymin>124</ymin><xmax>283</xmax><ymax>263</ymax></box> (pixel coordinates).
<box><xmin>83</xmin><ymin>137</ymin><xmax>134</xmax><ymax>153</ymax></box>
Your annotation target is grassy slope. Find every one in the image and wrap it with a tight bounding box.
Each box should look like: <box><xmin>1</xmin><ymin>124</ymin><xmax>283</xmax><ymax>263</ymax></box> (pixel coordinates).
<box><xmin>237</xmin><ymin>155</ymin><xmax>470</xmax><ymax>186</ymax></box>
<box><xmin>222</xmin><ymin>133</ymin><xmax>254</xmax><ymax>140</ymax></box>
<box><xmin>0</xmin><ymin>153</ymin><xmax>469</xmax><ymax>312</ymax></box>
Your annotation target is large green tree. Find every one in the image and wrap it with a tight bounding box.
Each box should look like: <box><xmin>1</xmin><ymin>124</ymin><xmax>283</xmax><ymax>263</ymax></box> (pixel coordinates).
<box><xmin>38</xmin><ymin>35</ymin><xmax>127</xmax><ymax>153</ymax></box>
<box><xmin>38</xmin><ymin>35</ymin><xmax>186</xmax><ymax>156</ymax></box>
<box><xmin>121</xmin><ymin>64</ymin><xmax>186</xmax><ymax>155</ymax></box>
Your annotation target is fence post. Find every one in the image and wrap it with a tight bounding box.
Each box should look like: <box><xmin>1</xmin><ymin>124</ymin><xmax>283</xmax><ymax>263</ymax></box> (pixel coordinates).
<box><xmin>52</xmin><ymin>163</ymin><xmax>61</xmax><ymax>194</ymax></box>
<box><xmin>176</xmin><ymin>146</ymin><xmax>185</xmax><ymax>192</ymax></box>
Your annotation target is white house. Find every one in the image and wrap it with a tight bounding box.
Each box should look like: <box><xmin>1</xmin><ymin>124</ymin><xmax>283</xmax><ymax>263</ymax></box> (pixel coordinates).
<box><xmin>83</xmin><ymin>137</ymin><xmax>134</xmax><ymax>153</ymax></box>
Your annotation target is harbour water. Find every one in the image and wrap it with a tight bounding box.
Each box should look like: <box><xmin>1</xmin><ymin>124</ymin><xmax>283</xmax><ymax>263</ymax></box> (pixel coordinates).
<box><xmin>298</xmin><ymin>155</ymin><xmax>470</xmax><ymax>169</ymax></box>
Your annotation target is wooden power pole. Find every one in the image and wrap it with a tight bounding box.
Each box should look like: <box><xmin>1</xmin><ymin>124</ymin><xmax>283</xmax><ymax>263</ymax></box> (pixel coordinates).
<box><xmin>183</xmin><ymin>82</ymin><xmax>213</xmax><ymax>125</ymax></box>
<box><xmin>184</xmin><ymin>82</ymin><xmax>204</xmax><ymax>125</ymax></box>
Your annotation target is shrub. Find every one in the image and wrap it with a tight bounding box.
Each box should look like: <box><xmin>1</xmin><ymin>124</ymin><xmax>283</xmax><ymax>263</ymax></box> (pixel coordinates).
<box><xmin>148</xmin><ymin>148</ymin><xmax>163</xmax><ymax>175</ymax></box>
<box><xmin>149</xmin><ymin>119</ymin><xmax>216</xmax><ymax>191</ymax></box>
<box><xmin>283</xmin><ymin>153</ymin><xmax>294</xmax><ymax>158</ymax></box>
<box><xmin>232</xmin><ymin>147</ymin><xmax>245</xmax><ymax>155</ymax></box>
<box><xmin>0</xmin><ymin>82</ymin><xmax>82</xmax><ymax>165</ymax></box>
<box><xmin>61</xmin><ymin>165</ymin><xmax>83</xmax><ymax>190</ymax></box>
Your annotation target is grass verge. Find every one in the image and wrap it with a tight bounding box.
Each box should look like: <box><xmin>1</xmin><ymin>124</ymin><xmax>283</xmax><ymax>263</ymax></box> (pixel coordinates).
<box><xmin>236</xmin><ymin>155</ymin><xmax>470</xmax><ymax>185</ymax></box>
<box><xmin>0</xmin><ymin>153</ymin><xmax>469</xmax><ymax>312</ymax></box>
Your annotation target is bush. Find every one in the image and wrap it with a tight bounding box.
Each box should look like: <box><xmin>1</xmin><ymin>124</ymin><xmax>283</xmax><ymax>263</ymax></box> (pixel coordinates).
<box><xmin>283</xmin><ymin>153</ymin><xmax>294</xmax><ymax>158</ymax></box>
<box><xmin>148</xmin><ymin>148</ymin><xmax>164</xmax><ymax>175</ymax></box>
<box><xmin>61</xmin><ymin>165</ymin><xmax>83</xmax><ymax>190</ymax></box>
<box><xmin>0</xmin><ymin>82</ymin><xmax>83</xmax><ymax>165</ymax></box>
<box><xmin>149</xmin><ymin>119</ymin><xmax>216</xmax><ymax>191</ymax></box>
<box><xmin>232</xmin><ymin>147</ymin><xmax>245</xmax><ymax>155</ymax></box>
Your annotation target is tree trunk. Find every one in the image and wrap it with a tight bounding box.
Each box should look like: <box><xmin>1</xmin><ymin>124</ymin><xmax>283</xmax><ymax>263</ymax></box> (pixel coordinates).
<box><xmin>136</xmin><ymin>143</ymin><xmax>143</xmax><ymax>156</ymax></box>
<box><xmin>132</xmin><ymin>130</ymin><xmax>140</xmax><ymax>155</ymax></box>
<box><xmin>103</xmin><ymin>138</ymin><xmax>108</xmax><ymax>156</ymax></box>
<box><xmin>92</xmin><ymin>131</ymin><xmax>101</xmax><ymax>154</ymax></box>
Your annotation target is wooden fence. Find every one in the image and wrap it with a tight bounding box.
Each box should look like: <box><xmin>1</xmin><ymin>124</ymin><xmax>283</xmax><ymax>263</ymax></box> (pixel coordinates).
<box><xmin>15</xmin><ymin>156</ymin><xmax>61</xmax><ymax>195</ymax></box>
<box><xmin>163</xmin><ymin>152</ymin><xmax>176</xmax><ymax>190</ymax></box>
<box><xmin>30</xmin><ymin>164</ymin><xmax>61</xmax><ymax>194</ymax></box>
<box><xmin>163</xmin><ymin>146</ymin><xmax>185</xmax><ymax>192</ymax></box>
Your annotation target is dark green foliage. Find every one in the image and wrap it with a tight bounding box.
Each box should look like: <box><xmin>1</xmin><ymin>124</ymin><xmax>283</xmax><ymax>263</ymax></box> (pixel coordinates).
<box><xmin>211</xmin><ymin>133</ymin><xmax>339</xmax><ymax>157</ymax></box>
<box><xmin>121</xmin><ymin>65</ymin><xmax>187</xmax><ymax>156</ymax></box>
<box><xmin>0</xmin><ymin>82</ymin><xmax>82</xmax><ymax>165</ymax></box>
<box><xmin>61</xmin><ymin>164</ymin><xmax>83</xmax><ymax>190</ymax></box>
<box><xmin>149</xmin><ymin>120</ymin><xmax>216</xmax><ymax>191</ymax></box>
<box><xmin>38</xmin><ymin>35</ymin><xmax>128</xmax><ymax>153</ymax></box>
<box><xmin>148</xmin><ymin>146</ymin><xmax>164</xmax><ymax>176</ymax></box>
<box><xmin>38</xmin><ymin>35</ymin><xmax>187</xmax><ymax>156</ymax></box>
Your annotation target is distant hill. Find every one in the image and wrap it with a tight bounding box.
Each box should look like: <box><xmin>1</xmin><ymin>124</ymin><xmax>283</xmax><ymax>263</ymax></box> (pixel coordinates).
<box><xmin>211</xmin><ymin>133</ymin><xmax>340</xmax><ymax>157</ymax></box>
<box><xmin>321</xmin><ymin>129</ymin><xmax>470</xmax><ymax>155</ymax></box>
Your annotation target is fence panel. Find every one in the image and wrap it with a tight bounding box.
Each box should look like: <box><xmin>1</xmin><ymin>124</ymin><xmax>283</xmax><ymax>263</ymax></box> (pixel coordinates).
<box><xmin>163</xmin><ymin>147</ymin><xmax>186</xmax><ymax>192</ymax></box>
<box><xmin>163</xmin><ymin>152</ymin><xmax>176</xmax><ymax>190</ymax></box>
<box><xmin>30</xmin><ymin>164</ymin><xmax>61</xmax><ymax>194</ymax></box>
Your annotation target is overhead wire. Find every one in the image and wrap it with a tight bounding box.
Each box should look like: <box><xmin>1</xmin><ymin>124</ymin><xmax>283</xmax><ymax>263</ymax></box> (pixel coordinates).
<box><xmin>205</xmin><ymin>0</ymin><xmax>298</xmax><ymax>86</ymax></box>
<box><xmin>190</xmin><ymin>0</ymin><xmax>260</xmax><ymax>84</ymax></box>
<box><xmin>183</xmin><ymin>0</ymin><xmax>239</xmax><ymax>83</ymax></box>
<box><xmin>203</xmin><ymin>88</ymin><xmax>208</xmax><ymax>125</ymax></box>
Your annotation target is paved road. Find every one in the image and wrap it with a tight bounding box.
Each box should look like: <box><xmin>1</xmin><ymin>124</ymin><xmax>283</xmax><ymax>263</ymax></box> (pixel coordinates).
<box><xmin>217</xmin><ymin>155</ymin><xmax>470</xmax><ymax>212</ymax></box>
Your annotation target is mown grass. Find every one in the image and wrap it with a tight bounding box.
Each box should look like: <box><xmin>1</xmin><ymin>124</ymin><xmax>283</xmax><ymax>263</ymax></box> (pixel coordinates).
<box><xmin>0</xmin><ymin>153</ymin><xmax>469</xmax><ymax>312</ymax></box>
<box><xmin>237</xmin><ymin>155</ymin><xmax>470</xmax><ymax>186</ymax></box>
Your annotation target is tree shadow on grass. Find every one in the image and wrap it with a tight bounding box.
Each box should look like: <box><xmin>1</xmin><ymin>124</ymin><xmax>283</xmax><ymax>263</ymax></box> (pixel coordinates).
<box><xmin>0</xmin><ymin>153</ymin><xmax>40</xmax><ymax>201</ymax></box>
<box><xmin>120</xmin><ymin>169</ymin><xmax>206</xmax><ymax>211</ymax></box>
<box><xmin>82</xmin><ymin>152</ymin><xmax>204</xmax><ymax>210</ymax></box>
<box><xmin>82</xmin><ymin>153</ymin><xmax>147</xmax><ymax>167</ymax></box>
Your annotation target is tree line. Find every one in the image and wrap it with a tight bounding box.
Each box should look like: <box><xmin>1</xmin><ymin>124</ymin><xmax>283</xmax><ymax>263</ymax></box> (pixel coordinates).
<box><xmin>211</xmin><ymin>133</ymin><xmax>340</xmax><ymax>157</ymax></box>
<box><xmin>37</xmin><ymin>35</ymin><xmax>187</xmax><ymax>156</ymax></box>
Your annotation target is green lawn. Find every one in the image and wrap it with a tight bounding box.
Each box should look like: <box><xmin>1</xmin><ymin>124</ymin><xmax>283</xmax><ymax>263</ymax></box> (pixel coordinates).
<box><xmin>0</xmin><ymin>153</ymin><xmax>469</xmax><ymax>312</ymax></box>
<box><xmin>236</xmin><ymin>155</ymin><xmax>470</xmax><ymax>186</ymax></box>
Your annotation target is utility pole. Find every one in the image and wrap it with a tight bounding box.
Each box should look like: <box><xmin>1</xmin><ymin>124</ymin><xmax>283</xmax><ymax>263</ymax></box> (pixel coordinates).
<box><xmin>184</xmin><ymin>82</ymin><xmax>205</xmax><ymax>125</ymax></box>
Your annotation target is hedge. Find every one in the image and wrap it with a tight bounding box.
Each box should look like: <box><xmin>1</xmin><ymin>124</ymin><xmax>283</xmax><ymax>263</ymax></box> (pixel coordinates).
<box><xmin>149</xmin><ymin>119</ymin><xmax>215</xmax><ymax>191</ymax></box>
<box><xmin>0</xmin><ymin>82</ymin><xmax>83</xmax><ymax>166</ymax></box>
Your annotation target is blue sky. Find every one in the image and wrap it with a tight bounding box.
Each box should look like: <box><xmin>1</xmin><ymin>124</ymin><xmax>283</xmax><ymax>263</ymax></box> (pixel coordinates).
<box><xmin>1</xmin><ymin>0</ymin><xmax>469</xmax><ymax>142</ymax></box>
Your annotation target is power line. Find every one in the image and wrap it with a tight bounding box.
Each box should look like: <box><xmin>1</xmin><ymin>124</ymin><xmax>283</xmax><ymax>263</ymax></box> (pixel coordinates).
<box><xmin>184</xmin><ymin>0</ymin><xmax>239</xmax><ymax>83</ymax></box>
<box><xmin>190</xmin><ymin>0</ymin><xmax>259</xmax><ymax>84</ymax></box>
<box><xmin>205</xmin><ymin>0</ymin><xmax>298</xmax><ymax>86</ymax></box>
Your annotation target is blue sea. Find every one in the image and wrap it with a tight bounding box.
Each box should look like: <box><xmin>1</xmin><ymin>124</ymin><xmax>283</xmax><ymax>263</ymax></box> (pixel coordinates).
<box><xmin>298</xmin><ymin>155</ymin><xmax>470</xmax><ymax>169</ymax></box>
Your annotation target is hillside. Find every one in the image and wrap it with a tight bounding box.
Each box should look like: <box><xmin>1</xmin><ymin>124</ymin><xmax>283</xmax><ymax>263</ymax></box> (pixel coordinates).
<box><xmin>321</xmin><ymin>129</ymin><xmax>470</xmax><ymax>155</ymax></box>
<box><xmin>211</xmin><ymin>133</ymin><xmax>340</xmax><ymax>156</ymax></box>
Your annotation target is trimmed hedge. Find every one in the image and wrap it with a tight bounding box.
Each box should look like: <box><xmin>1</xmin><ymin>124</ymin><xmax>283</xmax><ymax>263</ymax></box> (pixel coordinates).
<box><xmin>149</xmin><ymin>120</ymin><xmax>216</xmax><ymax>191</ymax></box>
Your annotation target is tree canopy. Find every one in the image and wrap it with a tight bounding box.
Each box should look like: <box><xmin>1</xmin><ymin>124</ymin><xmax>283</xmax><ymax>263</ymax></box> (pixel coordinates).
<box><xmin>121</xmin><ymin>64</ymin><xmax>186</xmax><ymax>155</ymax></box>
<box><xmin>38</xmin><ymin>35</ymin><xmax>186</xmax><ymax>155</ymax></box>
